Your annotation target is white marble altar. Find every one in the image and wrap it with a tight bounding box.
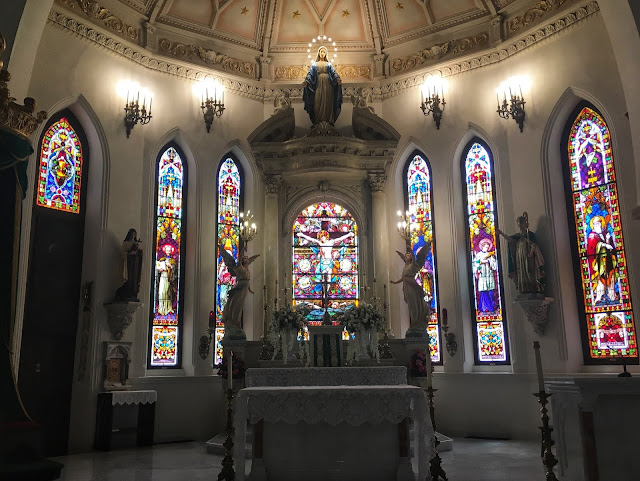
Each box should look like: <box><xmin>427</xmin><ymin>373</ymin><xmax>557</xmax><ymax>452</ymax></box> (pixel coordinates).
<box><xmin>546</xmin><ymin>376</ymin><xmax>640</xmax><ymax>481</ymax></box>
<box><xmin>234</xmin><ymin>367</ymin><xmax>433</xmax><ymax>481</ymax></box>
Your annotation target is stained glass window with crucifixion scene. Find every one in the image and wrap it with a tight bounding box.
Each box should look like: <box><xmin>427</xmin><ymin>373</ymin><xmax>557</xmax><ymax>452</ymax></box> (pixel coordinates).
<box><xmin>404</xmin><ymin>152</ymin><xmax>442</xmax><ymax>363</ymax></box>
<box><xmin>37</xmin><ymin>117</ymin><xmax>84</xmax><ymax>213</ymax></box>
<box><xmin>563</xmin><ymin>103</ymin><xmax>637</xmax><ymax>363</ymax></box>
<box><xmin>215</xmin><ymin>157</ymin><xmax>242</xmax><ymax>365</ymax></box>
<box><xmin>462</xmin><ymin>139</ymin><xmax>509</xmax><ymax>364</ymax></box>
<box><xmin>149</xmin><ymin>144</ymin><xmax>187</xmax><ymax>367</ymax></box>
<box><xmin>292</xmin><ymin>203</ymin><xmax>359</xmax><ymax>328</ymax></box>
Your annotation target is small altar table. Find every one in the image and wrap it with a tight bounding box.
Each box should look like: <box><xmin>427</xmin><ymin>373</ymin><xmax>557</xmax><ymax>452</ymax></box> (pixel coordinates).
<box><xmin>234</xmin><ymin>368</ymin><xmax>433</xmax><ymax>481</ymax></box>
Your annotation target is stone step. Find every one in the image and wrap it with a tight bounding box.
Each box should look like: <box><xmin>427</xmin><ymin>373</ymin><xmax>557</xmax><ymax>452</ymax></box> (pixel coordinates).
<box><xmin>206</xmin><ymin>432</ymin><xmax>252</xmax><ymax>457</ymax></box>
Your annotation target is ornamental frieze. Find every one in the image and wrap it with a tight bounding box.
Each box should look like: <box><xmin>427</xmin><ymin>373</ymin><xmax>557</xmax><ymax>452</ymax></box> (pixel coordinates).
<box><xmin>390</xmin><ymin>33</ymin><xmax>489</xmax><ymax>74</ymax></box>
<box><xmin>57</xmin><ymin>0</ymin><xmax>138</xmax><ymax>41</ymax></box>
<box><xmin>158</xmin><ymin>39</ymin><xmax>256</xmax><ymax>78</ymax></box>
<box><xmin>507</xmin><ymin>0</ymin><xmax>572</xmax><ymax>34</ymax></box>
<box><xmin>274</xmin><ymin>64</ymin><xmax>372</xmax><ymax>81</ymax></box>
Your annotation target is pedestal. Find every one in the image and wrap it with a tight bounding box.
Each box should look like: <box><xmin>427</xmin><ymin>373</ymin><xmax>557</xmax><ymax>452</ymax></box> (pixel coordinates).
<box><xmin>104</xmin><ymin>301</ymin><xmax>142</xmax><ymax>340</ymax></box>
<box><xmin>308</xmin><ymin>325</ymin><xmax>344</xmax><ymax>367</ymax></box>
<box><xmin>514</xmin><ymin>295</ymin><xmax>555</xmax><ymax>335</ymax></box>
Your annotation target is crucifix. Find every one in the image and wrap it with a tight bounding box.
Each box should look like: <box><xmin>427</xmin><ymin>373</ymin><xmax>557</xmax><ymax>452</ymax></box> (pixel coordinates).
<box><xmin>320</xmin><ymin>272</ymin><xmax>333</xmax><ymax>325</ymax></box>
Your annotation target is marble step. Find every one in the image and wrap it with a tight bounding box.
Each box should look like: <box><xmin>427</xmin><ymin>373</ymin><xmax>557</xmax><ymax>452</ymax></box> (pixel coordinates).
<box><xmin>206</xmin><ymin>432</ymin><xmax>252</xmax><ymax>457</ymax></box>
<box><xmin>408</xmin><ymin>431</ymin><xmax>453</xmax><ymax>455</ymax></box>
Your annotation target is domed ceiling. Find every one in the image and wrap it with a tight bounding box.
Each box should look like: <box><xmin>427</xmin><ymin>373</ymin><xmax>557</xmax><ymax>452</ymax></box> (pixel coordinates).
<box><xmin>54</xmin><ymin>0</ymin><xmax>581</xmax><ymax>81</ymax></box>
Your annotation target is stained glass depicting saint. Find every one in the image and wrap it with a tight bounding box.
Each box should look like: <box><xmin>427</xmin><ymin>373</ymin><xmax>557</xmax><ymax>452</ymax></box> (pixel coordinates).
<box><xmin>37</xmin><ymin>118</ymin><xmax>83</xmax><ymax>213</ymax></box>
<box><xmin>566</xmin><ymin>106</ymin><xmax>636</xmax><ymax>361</ymax></box>
<box><xmin>292</xmin><ymin>203</ymin><xmax>358</xmax><ymax>324</ymax></box>
<box><xmin>215</xmin><ymin>158</ymin><xmax>241</xmax><ymax>364</ymax></box>
<box><xmin>464</xmin><ymin>141</ymin><xmax>508</xmax><ymax>363</ymax></box>
<box><xmin>150</xmin><ymin>146</ymin><xmax>185</xmax><ymax>367</ymax></box>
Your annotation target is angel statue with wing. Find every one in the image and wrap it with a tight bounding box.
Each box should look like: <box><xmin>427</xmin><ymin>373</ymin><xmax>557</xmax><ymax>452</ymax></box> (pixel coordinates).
<box><xmin>390</xmin><ymin>244</ymin><xmax>431</xmax><ymax>338</ymax></box>
<box><xmin>219</xmin><ymin>240</ymin><xmax>259</xmax><ymax>340</ymax></box>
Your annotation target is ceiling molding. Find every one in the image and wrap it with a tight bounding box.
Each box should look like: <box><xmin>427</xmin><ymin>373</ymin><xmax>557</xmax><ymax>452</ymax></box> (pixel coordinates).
<box><xmin>47</xmin><ymin>1</ymin><xmax>599</xmax><ymax>102</ymax></box>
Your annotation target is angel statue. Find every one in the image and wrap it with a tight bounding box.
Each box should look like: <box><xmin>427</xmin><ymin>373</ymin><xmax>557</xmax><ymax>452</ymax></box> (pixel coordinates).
<box><xmin>390</xmin><ymin>244</ymin><xmax>431</xmax><ymax>338</ymax></box>
<box><xmin>219</xmin><ymin>241</ymin><xmax>259</xmax><ymax>340</ymax></box>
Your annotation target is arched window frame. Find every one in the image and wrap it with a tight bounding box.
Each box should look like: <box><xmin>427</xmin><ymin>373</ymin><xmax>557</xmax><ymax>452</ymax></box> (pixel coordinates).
<box><xmin>561</xmin><ymin>101</ymin><xmax>637</xmax><ymax>364</ymax></box>
<box><xmin>402</xmin><ymin>150</ymin><xmax>442</xmax><ymax>364</ymax></box>
<box><xmin>461</xmin><ymin>138</ymin><xmax>510</xmax><ymax>365</ymax></box>
<box><xmin>148</xmin><ymin>142</ymin><xmax>188</xmax><ymax>369</ymax></box>
<box><xmin>36</xmin><ymin>111</ymin><xmax>88</xmax><ymax>214</ymax></box>
<box><xmin>215</xmin><ymin>154</ymin><xmax>244</xmax><ymax>365</ymax></box>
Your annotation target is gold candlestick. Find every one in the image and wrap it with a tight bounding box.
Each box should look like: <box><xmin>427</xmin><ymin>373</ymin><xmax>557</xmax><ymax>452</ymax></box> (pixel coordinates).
<box><xmin>217</xmin><ymin>387</ymin><xmax>235</xmax><ymax>481</ymax></box>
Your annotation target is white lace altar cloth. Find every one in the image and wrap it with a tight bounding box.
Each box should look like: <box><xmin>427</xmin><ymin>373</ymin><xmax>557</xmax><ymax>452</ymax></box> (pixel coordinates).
<box><xmin>109</xmin><ymin>390</ymin><xmax>157</xmax><ymax>406</ymax></box>
<box><xmin>244</xmin><ymin>366</ymin><xmax>407</xmax><ymax>387</ymax></box>
<box><xmin>234</xmin><ymin>385</ymin><xmax>434</xmax><ymax>481</ymax></box>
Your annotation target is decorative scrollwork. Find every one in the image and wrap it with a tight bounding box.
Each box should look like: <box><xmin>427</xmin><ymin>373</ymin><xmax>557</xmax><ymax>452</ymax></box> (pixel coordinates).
<box><xmin>0</xmin><ymin>68</ymin><xmax>48</xmax><ymax>140</ymax></box>
<box><xmin>274</xmin><ymin>64</ymin><xmax>372</xmax><ymax>81</ymax></box>
<box><xmin>58</xmin><ymin>0</ymin><xmax>138</xmax><ymax>40</ymax></box>
<box><xmin>508</xmin><ymin>0</ymin><xmax>560</xmax><ymax>33</ymax></box>
<box><xmin>158</xmin><ymin>39</ymin><xmax>256</xmax><ymax>77</ymax></box>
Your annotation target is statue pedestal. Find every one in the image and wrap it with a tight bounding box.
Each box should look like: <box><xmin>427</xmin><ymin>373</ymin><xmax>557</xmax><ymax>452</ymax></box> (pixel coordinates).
<box><xmin>222</xmin><ymin>324</ymin><xmax>247</xmax><ymax>341</ymax></box>
<box><xmin>514</xmin><ymin>294</ymin><xmax>555</xmax><ymax>335</ymax></box>
<box><xmin>308</xmin><ymin>325</ymin><xmax>344</xmax><ymax>367</ymax></box>
<box><xmin>404</xmin><ymin>322</ymin><xmax>429</xmax><ymax>339</ymax></box>
<box><xmin>221</xmin><ymin>338</ymin><xmax>248</xmax><ymax>362</ymax></box>
<box><xmin>103</xmin><ymin>341</ymin><xmax>132</xmax><ymax>391</ymax></box>
<box><xmin>104</xmin><ymin>301</ymin><xmax>142</xmax><ymax>340</ymax></box>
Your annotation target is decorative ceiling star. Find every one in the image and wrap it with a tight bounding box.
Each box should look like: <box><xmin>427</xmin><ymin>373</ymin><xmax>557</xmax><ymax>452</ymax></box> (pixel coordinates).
<box><xmin>240</xmin><ymin>6</ymin><xmax>248</xmax><ymax>14</ymax></box>
<box><xmin>292</xmin><ymin>10</ymin><xmax>301</xmax><ymax>19</ymax></box>
<box><xmin>396</xmin><ymin>2</ymin><xmax>404</xmax><ymax>9</ymax></box>
<box><xmin>342</xmin><ymin>9</ymin><xmax>350</xmax><ymax>17</ymax></box>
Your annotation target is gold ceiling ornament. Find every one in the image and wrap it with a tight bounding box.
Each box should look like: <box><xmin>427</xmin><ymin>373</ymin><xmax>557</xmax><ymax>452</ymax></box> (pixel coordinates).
<box><xmin>342</xmin><ymin>9</ymin><xmax>350</xmax><ymax>17</ymax></box>
<box><xmin>57</xmin><ymin>0</ymin><xmax>138</xmax><ymax>41</ymax></box>
<box><xmin>292</xmin><ymin>10</ymin><xmax>301</xmax><ymax>19</ymax></box>
<box><xmin>0</xmin><ymin>34</ymin><xmax>47</xmax><ymax>141</ymax></box>
<box><xmin>396</xmin><ymin>2</ymin><xmax>404</xmax><ymax>10</ymax></box>
<box><xmin>241</xmin><ymin>6</ymin><xmax>248</xmax><ymax>15</ymax></box>
<box><xmin>275</xmin><ymin>64</ymin><xmax>371</xmax><ymax>81</ymax></box>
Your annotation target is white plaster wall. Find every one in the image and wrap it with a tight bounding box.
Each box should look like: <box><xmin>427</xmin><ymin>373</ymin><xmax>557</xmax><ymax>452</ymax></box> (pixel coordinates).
<box><xmin>13</xmin><ymin>8</ymin><xmax>640</xmax><ymax>450</ymax></box>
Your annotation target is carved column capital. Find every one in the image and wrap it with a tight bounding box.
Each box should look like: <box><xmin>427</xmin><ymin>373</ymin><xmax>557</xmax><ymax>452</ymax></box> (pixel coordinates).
<box><xmin>259</xmin><ymin>56</ymin><xmax>272</xmax><ymax>80</ymax></box>
<box><xmin>373</xmin><ymin>53</ymin><xmax>387</xmax><ymax>78</ymax></box>
<box><xmin>368</xmin><ymin>172</ymin><xmax>387</xmax><ymax>192</ymax></box>
<box><xmin>264</xmin><ymin>174</ymin><xmax>282</xmax><ymax>194</ymax></box>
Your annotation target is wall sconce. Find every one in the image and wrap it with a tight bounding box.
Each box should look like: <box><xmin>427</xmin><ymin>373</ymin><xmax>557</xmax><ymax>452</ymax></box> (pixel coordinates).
<box><xmin>396</xmin><ymin>210</ymin><xmax>416</xmax><ymax>241</ymax></box>
<box><xmin>194</xmin><ymin>78</ymin><xmax>225</xmax><ymax>133</ymax></box>
<box><xmin>496</xmin><ymin>76</ymin><xmax>530</xmax><ymax>133</ymax></box>
<box><xmin>117</xmin><ymin>81</ymin><xmax>153</xmax><ymax>138</ymax></box>
<box><xmin>420</xmin><ymin>75</ymin><xmax>446</xmax><ymax>129</ymax></box>
<box><xmin>239</xmin><ymin>210</ymin><xmax>257</xmax><ymax>248</ymax></box>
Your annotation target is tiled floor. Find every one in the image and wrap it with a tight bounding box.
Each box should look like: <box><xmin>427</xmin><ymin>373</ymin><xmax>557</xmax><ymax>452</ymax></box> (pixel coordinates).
<box><xmin>53</xmin><ymin>438</ymin><xmax>544</xmax><ymax>481</ymax></box>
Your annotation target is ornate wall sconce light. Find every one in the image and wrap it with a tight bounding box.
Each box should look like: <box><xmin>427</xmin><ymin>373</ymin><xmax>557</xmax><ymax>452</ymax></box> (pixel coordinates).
<box><xmin>239</xmin><ymin>210</ymin><xmax>257</xmax><ymax>248</ymax></box>
<box><xmin>117</xmin><ymin>81</ymin><xmax>153</xmax><ymax>138</ymax></box>
<box><xmin>496</xmin><ymin>76</ymin><xmax>530</xmax><ymax>132</ymax></box>
<box><xmin>420</xmin><ymin>75</ymin><xmax>446</xmax><ymax>129</ymax></box>
<box><xmin>396</xmin><ymin>210</ymin><xmax>416</xmax><ymax>241</ymax></box>
<box><xmin>195</xmin><ymin>78</ymin><xmax>225</xmax><ymax>133</ymax></box>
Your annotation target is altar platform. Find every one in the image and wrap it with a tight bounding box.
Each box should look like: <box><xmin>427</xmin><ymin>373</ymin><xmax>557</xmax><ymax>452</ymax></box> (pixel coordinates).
<box><xmin>233</xmin><ymin>366</ymin><xmax>434</xmax><ymax>481</ymax></box>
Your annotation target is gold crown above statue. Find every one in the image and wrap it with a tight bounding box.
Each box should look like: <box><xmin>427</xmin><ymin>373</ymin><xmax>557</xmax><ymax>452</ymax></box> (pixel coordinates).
<box><xmin>0</xmin><ymin>34</ymin><xmax>47</xmax><ymax>141</ymax></box>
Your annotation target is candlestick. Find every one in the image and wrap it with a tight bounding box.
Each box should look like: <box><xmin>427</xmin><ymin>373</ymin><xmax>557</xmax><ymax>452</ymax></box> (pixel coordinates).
<box><xmin>533</xmin><ymin>391</ymin><xmax>559</xmax><ymax>481</ymax></box>
<box><xmin>426</xmin><ymin>348</ymin><xmax>433</xmax><ymax>388</ymax></box>
<box><xmin>227</xmin><ymin>350</ymin><xmax>233</xmax><ymax>391</ymax></box>
<box><xmin>218</xmin><ymin>387</ymin><xmax>236</xmax><ymax>481</ymax></box>
<box><xmin>533</xmin><ymin>341</ymin><xmax>545</xmax><ymax>392</ymax></box>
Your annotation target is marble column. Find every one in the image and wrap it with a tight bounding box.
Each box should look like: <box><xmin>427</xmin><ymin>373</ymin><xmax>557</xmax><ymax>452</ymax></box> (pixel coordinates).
<box><xmin>368</xmin><ymin>173</ymin><xmax>392</xmax><ymax>330</ymax></box>
<box><xmin>262</xmin><ymin>175</ymin><xmax>281</xmax><ymax>336</ymax></box>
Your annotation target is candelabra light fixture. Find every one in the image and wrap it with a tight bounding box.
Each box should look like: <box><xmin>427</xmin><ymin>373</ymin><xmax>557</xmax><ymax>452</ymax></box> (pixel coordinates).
<box><xmin>239</xmin><ymin>210</ymin><xmax>257</xmax><ymax>249</ymax></box>
<box><xmin>194</xmin><ymin>78</ymin><xmax>225</xmax><ymax>133</ymax></box>
<box><xmin>117</xmin><ymin>81</ymin><xmax>153</xmax><ymax>138</ymax></box>
<box><xmin>396</xmin><ymin>210</ymin><xmax>416</xmax><ymax>241</ymax></box>
<box><xmin>420</xmin><ymin>75</ymin><xmax>446</xmax><ymax>129</ymax></box>
<box><xmin>496</xmin><ymin>76</ymin><xmax>530</xmax><ymax>133</ymax></box>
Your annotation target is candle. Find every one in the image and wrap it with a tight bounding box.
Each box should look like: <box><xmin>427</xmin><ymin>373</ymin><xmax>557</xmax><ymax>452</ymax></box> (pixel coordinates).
<box><xmin>228</xmin><ymin>350</ymin><xmax>233</xmax><ymax>390</ymax></box>
<box><xmin>208</xmin><ymin>310</ymin><xmax>215</xmax><ymax>330</ymax></box>
<box><xmin>533</xmin><ymin>341</ymin><xmax>545</xmax><ymax>392</ymax></box>
<box><xmin>425</xmin><ymin>349</ymin><xmax>433</xmax><ymax>388</ymax></box>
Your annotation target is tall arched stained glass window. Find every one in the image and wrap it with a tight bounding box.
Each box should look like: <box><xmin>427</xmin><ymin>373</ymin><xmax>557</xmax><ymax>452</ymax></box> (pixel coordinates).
<box><xmin>215</xmin><ymin>157</ymin><xmax>242</xmax><ymax>365</ymax></box>
<box><xmin>37</xmin><ymin>117</ymin><xmax>84</xmax><ymax>213</ymax></box>
<box><xmin>563</xmin><ymin>103</ymin><xmax>637</xmax><ymax>363</ymax></box>
<box><xmin>149</xmin><ymin>144</ymin><xmax>187</xmax><ymax>367</ymax></box>
<box><xmin>292</xmin><ymin>203</ymin><xmax>358</xmax><ymax>325</ymax></box>
<box><xmin>462</xmin><ymin>140</ymin><xmax>509</xmax><ymax>364</ymax></box>
<box><xmin>404</xmin><ymin>152</ymin><xmax>441</xmax><ymax>363</ymax></box>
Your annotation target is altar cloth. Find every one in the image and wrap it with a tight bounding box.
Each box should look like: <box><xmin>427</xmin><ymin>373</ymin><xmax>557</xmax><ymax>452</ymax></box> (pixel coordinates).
<box><xmin>234</xmin><ymin>384</ymin><xmax>434</xmax><ymax>481</ymax></box>
<box><xmin>244</xmin><ymin>366</ymin><xmax>407</xmax><ymax>387</ymax></box>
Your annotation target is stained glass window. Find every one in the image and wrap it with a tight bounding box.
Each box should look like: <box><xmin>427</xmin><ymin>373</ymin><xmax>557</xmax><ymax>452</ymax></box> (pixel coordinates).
<box><xmin>215</xmin><ymin>158</ymin><xmax>242</xmax><ymax>365</ymax></box>
<box><xmin>37</xmin><ymin>117</ymin><xmax>83</xmax><ymax>213</ymax></box>
<box><xmin>292</xmin><ymin>203</ymin><xmax>358</xmax><ymax>326</ymax></box>
<box><xmin>405</xmin><ymin>153</ymin><xmax>441</xmax><ymax>363</ymax></box>
<box><xmin>149</xmin><ymin>145</ymin><xmax>186</xmax><ymax>367</ymax></box>
<box><xmin>564</xmin><ymin>105</ymin><xmax>637</xmax><ymax>362</ymax></box>
<box><xmin>462</xmin><ymin>140</ymin><xmax>509</xmax><ymax>364</ymax></box>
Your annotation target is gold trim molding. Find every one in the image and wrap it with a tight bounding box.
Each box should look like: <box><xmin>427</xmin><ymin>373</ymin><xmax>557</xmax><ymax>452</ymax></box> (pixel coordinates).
<box><xmin>57</xmin><ymin>0</ymin><xmax>139</xmax><ymax>41</ymax></box>
<box><xmin>274</xmin><ymin>64</ymin><xmax>372</xmax><ymax>81</ymax></box>
<box><xmin>158</xmin><ymin>39</ymin><xmax>256</xmax><ymax>78</ymax></box>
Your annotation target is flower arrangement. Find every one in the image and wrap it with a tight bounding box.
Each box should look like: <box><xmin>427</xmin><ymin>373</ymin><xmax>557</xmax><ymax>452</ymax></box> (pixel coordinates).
<box><xmin>339</xmin><ymin>303</ymin><xmax>384</xmax><ymax>364</ymax></box>
<box><xmin>269</xmin><ymin>304</ymin><xmax>309</xmax><ymax>364</ymax></box>
<box><xmin>408</xmin><ymin>350</ymin><xmax>431</xmax><ymax>378</ymax></box>
<box><xmin>217</xmin><ymin>353</ymin><xmax>246</xmax><ymax>379</ymax></box>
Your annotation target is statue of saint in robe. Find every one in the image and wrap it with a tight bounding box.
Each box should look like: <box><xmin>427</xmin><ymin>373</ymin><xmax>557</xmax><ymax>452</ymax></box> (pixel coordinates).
<box><xmin>302</xmin><ymin>46</ymin><xmax>343</xmax><ymax>125</ymax></box>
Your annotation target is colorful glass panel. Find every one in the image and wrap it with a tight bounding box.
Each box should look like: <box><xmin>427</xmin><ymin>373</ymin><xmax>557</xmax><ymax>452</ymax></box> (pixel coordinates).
<box><xmin>37</xmin><ymin>118</ymin><xmax>83</xmax><ymax>213</ymax></box>
<box><xmin>406</xmin><ymin>154</ymin><xmax>441</xmax><ymax>362</ymax></box>
<box><xmin>216</xmin><ymin>158</ymin><xmax>241</xmax><ymax>364</ymax></box>
<box><xmin>566</xmin><ymin>107</ymin><xmax>636</xmax><ymax>360</ymax></box>
<box><xmin>292</xmin><ymin>203</ymin><xmax>359</xmax><ymax>325</ymax></box>
<box><xmin>150</xmin><ymin>146</ymin><xmax>184</xmax><ymax>367</ymax></box>
<box><xmin>464</xmin><ymin>142</ymin><xmax>508</xmax><ymax>363</ymax></box>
